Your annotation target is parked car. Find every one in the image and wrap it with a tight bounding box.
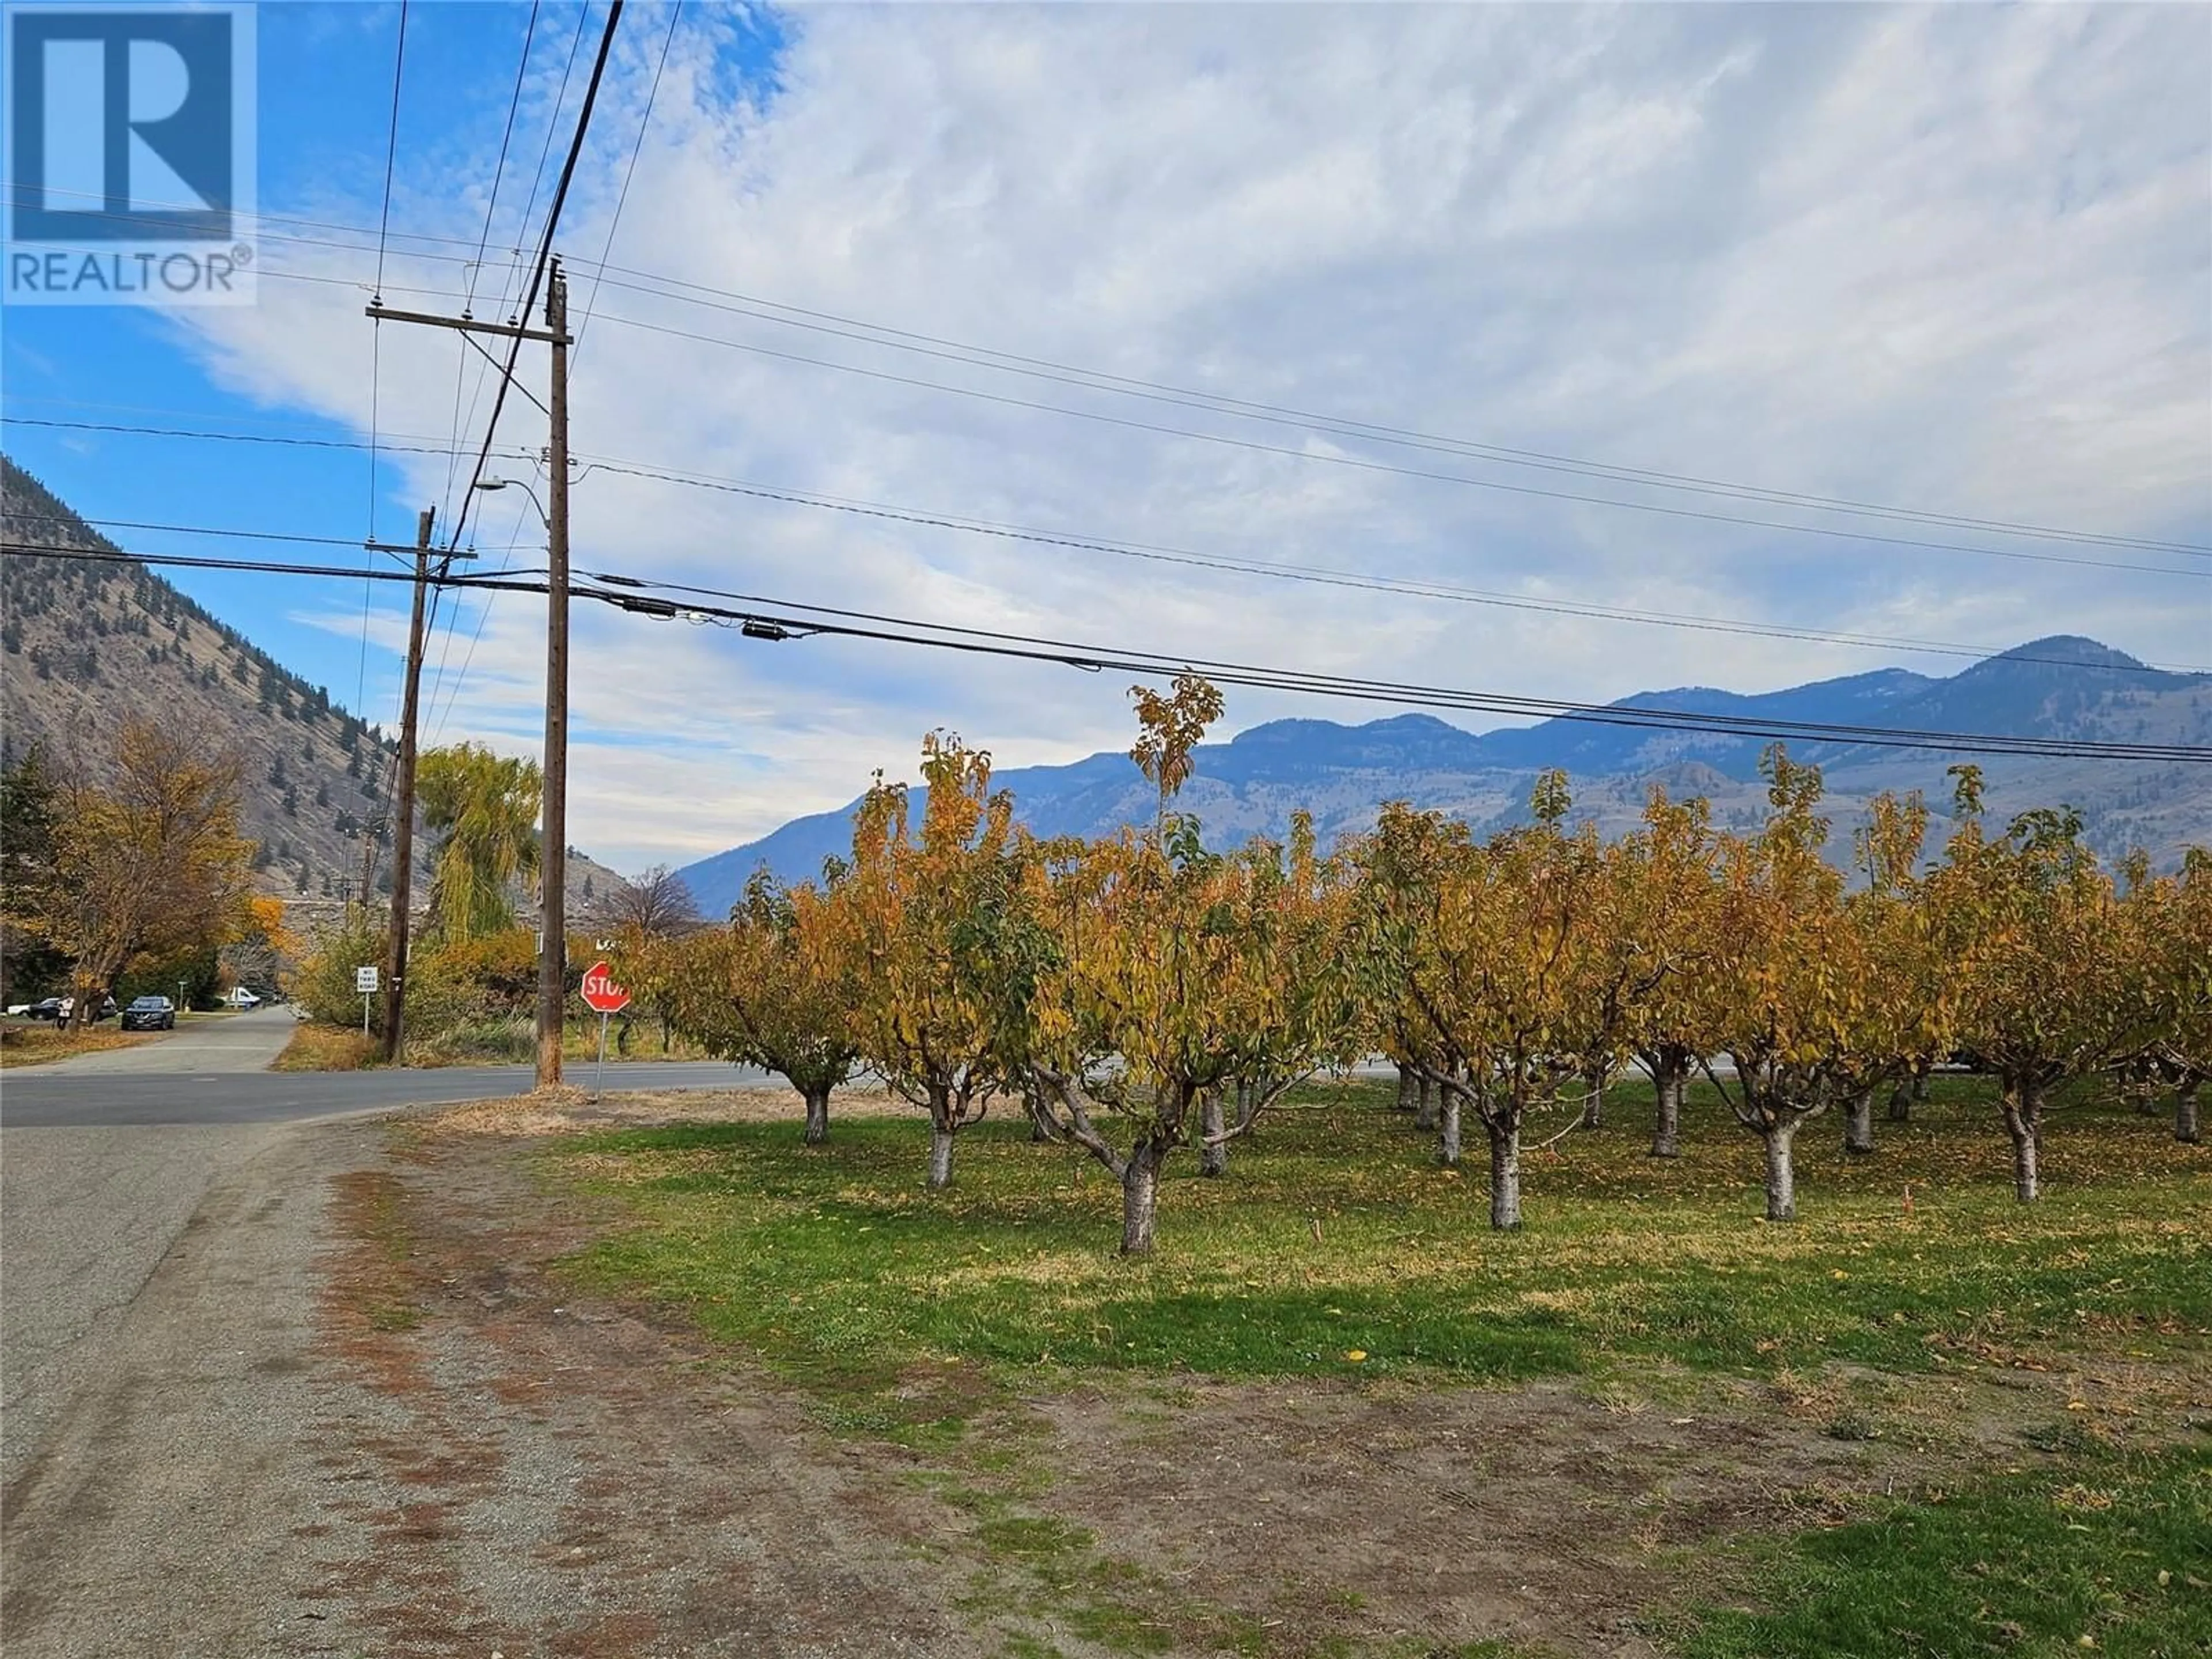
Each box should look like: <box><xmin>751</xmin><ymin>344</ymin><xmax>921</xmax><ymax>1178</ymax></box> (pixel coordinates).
<box><xmin>23</xmin><ymin>998</ymin><xmax>63</xmax><ymax>1021</ymax></box>
<box><xmin>120</xmin><ymin>996</ymin><xmax>176</xmax><ymax>1032</ymax></box>
<box><xmin>222</xmin><ymin>987</ymin><xmax>262</xmax><ymax>1009</ymax></box>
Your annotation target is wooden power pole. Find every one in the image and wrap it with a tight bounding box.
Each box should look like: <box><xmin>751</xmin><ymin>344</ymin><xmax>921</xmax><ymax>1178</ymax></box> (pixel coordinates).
<box><xmin>363</xmin><ymin>262</ymin><xmax>574</xmax><ymax>1089</ymax></box>
<box><xmin>380</xmin><ymin>505</ymin><xmax>435</xmax><ymax>1063</ymax></box>
<box><xmin>535</xmin><ymin>259</ymin><xmax>572</xmax><ymax>1089</ymax></box>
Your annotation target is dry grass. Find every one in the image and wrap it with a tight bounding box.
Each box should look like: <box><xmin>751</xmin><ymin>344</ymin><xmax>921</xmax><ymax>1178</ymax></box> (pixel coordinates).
<box><xmin>271</xmin><ymin>1022</ymin><xmax>379</xmax><ymax>1072</ymax></box>
<box><xmin>411</xmin><ymin>1082</ymin><xmax>911</xmax><ymax>1141</ymax></box>
<box><xmin>0</xmin><ymin>1022</ymin><xmax>155</xmax><ymax>1068</ymax></box>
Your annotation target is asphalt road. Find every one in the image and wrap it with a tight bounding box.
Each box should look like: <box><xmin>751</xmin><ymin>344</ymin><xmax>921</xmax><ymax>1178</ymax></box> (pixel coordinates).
<box><xmin>0</xmin><ymin>1017</ymin><xmax>779</xmax><ymax>1502</ymax></box>
<box><xmin>18</xmin><ymin>1005</ymin><xmax>299</xmax><ymax>1077</ymax></box>
<box><xmin>1</xmin><ymin>1033</ymin><xmax>781</xmax><ymax>1126</ymax></box>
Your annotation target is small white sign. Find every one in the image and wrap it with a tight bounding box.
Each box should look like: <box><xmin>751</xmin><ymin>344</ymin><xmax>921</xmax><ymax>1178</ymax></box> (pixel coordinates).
<box><xmin>355</xmin><ymin>965</ymin><xmax>380</xmax><ymax>994</ymax></box>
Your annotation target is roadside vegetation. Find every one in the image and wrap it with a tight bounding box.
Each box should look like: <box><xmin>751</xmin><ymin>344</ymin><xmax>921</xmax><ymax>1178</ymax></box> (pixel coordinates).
<box><xmin>0</xmin><ymin>729</ymin><xmax>281</xmax><ymax>1020</ymax></box>
<box><xmin>512</xmin><ymin>677</ymin><xmax>2209</xmax><ymax>1654</ymax></box>
<box><xmin>284</xmin><ymin>743</ymin><xmax>711</xmax><ymax>1067</ymax></box>
<box><xmin>548</xmin><ymin>1073</ymin><xmax>2208</xmax><ymax>1656</ymax></box>
<box><xmin>0</xmin><ymin>1021</ymin><xmax>155</xmax><ymax>1067</ymax></box>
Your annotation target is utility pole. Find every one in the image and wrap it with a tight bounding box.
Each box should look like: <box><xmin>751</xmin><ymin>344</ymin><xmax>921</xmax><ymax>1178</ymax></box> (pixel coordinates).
<box><xmin>536</xmin><ymin>259</ymin><xmax>571</xmax><ymax>1088</ymax></box>
<box><xmin>363</xmin><ymin>266</ymin><xmax>573</xmax><ymax>1090</ymax></box>
<box><xmin>380</xmin><ymin>505</ymin><xmax>435</xmax><ymax>1063</ymax></box>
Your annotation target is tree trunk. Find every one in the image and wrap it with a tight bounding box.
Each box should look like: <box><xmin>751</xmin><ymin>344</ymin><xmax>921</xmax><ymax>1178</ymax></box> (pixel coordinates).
<box><xmin>1580</xmin><ymin>1066</ymin><xmax>1605</xmax><ymax>1130</ymax></box>
<box><xmin>1199</xmin><ymin>1088</ymin><xmax>1227</xmax><ymax>1177</ymax></box>
<box><xmin>802</xmin><ymin>1084</ymin><xmax>831</xmax><ymax>1146</ymax></box>
<box><xmin>1414</xmin><ymin>1074</ymin><xmax>1438</xmax><ymax>1132</ymax></box>
<box><xmin>2001</xmin><ymin>1083</ymin><xmax>2041</xmax><ymax>1202</ymax></box>
<box><xmin>1649</xmin><ymin>1065</ymin><xmax>1684</xmax><ymax>1158</ymax></box>
<box><xmin>927</xmin><ymin>1125</ymin><xmax>955</xmax><ymax>1190</ymax></box>
<box><xmin>1437</xmin><ymin>1089</ymin><xmax>1461</xmax><ymax>1166</ymax></box>
<box><xmin>1912</xmin><ymin>1062</ymin><xmax>1929</xmax><ymax>1102</ymax></box>
<box><xmin>2178</xmin><ymin>1079</ymin><xmax>2202</xmax><ymax>1146</ymax></box>
<box><xmin>1887</xmin><ymin>1077</ymin><xmax>1912</xmax><ymax>1122</ymax></box>
<box><xmin>1843</xmin><ymin>1088</ymin><xmax>1876</xmax><ymax>1156</ymax></box>
<box><xmin>1763</xmin><ymin>1120</ymin><xmax>1800</xmax><ymax>1222</ymax></box>
<box><xmin>1395</xmin><ymin>1063</ymin><xmax>1418</xmax><ymax>1113</ymax></box>
<box><xmin>1120</xmin><ymin>1138</ymin><xmax>1161</xmax><ymax>1256</ymax></box>
<box><xmin>1486</xmin><ymin>1117</ymin><xmax>1522</xmax><ymax>1230</ymax></box>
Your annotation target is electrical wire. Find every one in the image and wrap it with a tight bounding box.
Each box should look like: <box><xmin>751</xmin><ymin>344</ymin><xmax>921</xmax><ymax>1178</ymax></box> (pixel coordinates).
<box><xmin>579</xmin><ymin>269</ymin><xmax>2212</xmax><ymax>560</ymax></box>
<box><xmin>7</xmin><ymin>540</ymin><xmax>2205</xmax><ymax>764</ymax></box>
<box><xmin>573</xmin><ymin>0</ymin><xmax>681</xmax><ymax>359</ymax></box>
<box><xmin>582</xmin><ymin>305</ymin><xmax>2212</xmax><ymax>582</ymax></box>
<box><xmin>13</xmin><ymin>177</ymin><xmax>2200</xmax><ymax>566</ymax></box>
<box><xmin>442</xmin><ymin>0</ymin><xmax>626</xmax><ymax>555</ymax></box>
<box><xmin>442</xmin><ymin>1</ymin><xmax>543</xmax><ymax>522</ymax></box>
<box><xmin>372</xmin><ymin>1</ymin><xmax>409</xmax><ymax>301</ymax></box>
<box><xmin>17</xmin><ymin>416</ymin><xmax>2204</xmax><ymax>676</ymax></box>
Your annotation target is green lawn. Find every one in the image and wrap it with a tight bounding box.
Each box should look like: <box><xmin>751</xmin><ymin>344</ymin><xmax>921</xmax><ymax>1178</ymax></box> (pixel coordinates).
<box><xmin>549</xmin><ymin>1072</ymin><xmax>2211</xmax><ymax>1656</ymax></box>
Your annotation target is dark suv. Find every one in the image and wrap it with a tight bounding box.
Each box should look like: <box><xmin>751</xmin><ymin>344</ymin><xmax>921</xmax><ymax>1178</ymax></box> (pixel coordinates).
<box><xmin>120</xmin><ymin>996</ymin><xmax>176</xmax><ymax>1032</ymax></box>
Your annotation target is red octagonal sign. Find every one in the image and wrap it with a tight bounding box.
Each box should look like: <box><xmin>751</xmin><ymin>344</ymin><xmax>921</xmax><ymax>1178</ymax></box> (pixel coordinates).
<box><xmin>579</xmin><ymin>961</ymin><xmax>631</xmax><ymax>1015</ymax></box>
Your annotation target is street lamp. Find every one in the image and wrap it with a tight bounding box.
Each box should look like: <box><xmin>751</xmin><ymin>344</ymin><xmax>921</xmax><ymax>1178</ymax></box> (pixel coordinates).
<box><xmin>473</xmin><ymin>476</ymin><xmax>550</xmax><ymax>528</ymax></box>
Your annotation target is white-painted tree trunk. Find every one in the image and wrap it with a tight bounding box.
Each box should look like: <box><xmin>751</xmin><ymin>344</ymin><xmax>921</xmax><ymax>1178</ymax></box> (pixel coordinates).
<box><xmin>1487</xmin><ymin>1119</ymin><xmax>1522</xmax><ymax>1230</ymax></box>
<box><xmin>1199</xmin><ymin>1088</ymin><xmax>1227</xmax><ymax>1177</ymax></box>
<box><xmin>1763</xmin><ymin>1122</ymin><xmax>1800</xmax><ymax>1222</ymax></box>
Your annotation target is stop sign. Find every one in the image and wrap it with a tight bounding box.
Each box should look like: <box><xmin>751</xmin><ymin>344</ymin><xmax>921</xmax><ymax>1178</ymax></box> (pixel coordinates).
<box><xmin>579</xmin><ymin>961</ymin><xmax>631</xmax><ymax>1014</ymax></box>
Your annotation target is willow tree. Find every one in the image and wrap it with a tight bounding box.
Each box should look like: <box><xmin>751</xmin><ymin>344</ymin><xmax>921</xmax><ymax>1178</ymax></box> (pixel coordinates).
<box><xmin>1025</xmin><ymin>678</ymin><xmax>1357</xmax><ymax>1254</ymax></box>
<box><xmin>631</xmin><ymin>870</ymin><xmax>859</xmax><ymax>1143</ymax></box>
<box><xmin>1927</xmin><ymin>768</ymin><xmax>2126</xmax><ymax>1200</ymax></box>
<box><xmin>417</xmin><ymin>743</ymin><xmax>543</xmax><ymax>940</ymax></box>
<box><xmin>839</xmin><ymin>732</ymin><xmax>1029</xmax><ymax>1188</ymax></box>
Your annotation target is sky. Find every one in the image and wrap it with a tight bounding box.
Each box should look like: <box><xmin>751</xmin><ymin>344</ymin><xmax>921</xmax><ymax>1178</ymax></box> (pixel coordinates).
<box><xmin>5</xmin><ymin>0</ymin><xmax>2209</xmax><ymax>874</ymax></box>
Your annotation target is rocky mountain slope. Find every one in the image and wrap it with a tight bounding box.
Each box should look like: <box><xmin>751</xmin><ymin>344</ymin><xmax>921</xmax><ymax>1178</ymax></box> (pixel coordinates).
<box><xmin>680</xmin><ymin>639</ymin><xmax>2212</xmax><ymax>914</ymax></box>
<box><xmin>1</xmin><ymin>458</ymin><xmax>626</xmax><ymax>927</ymax></box>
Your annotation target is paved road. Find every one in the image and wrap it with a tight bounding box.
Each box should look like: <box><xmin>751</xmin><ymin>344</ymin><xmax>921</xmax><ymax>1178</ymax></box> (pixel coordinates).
<box><xmin>1</xmin><ymin>1030</ymin><xmax>780</xmax><ymax>1503</ymax></box>
<box><xmin>18</xmin><ymin>1005</ymin><xmax>298</xmax><ymax>1077</ymax></box>
<box><xmin>0</xmin><ymin>1056</ymin><xmax>781</xmax><ymax>1127</ymax></box>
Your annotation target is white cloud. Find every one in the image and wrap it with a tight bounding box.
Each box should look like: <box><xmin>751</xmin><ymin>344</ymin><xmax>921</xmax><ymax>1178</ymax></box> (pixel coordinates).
<box><xmin>187</xmin><ymin>1</ymin><xmax>2211</xmax><ymax>872</ymax></box>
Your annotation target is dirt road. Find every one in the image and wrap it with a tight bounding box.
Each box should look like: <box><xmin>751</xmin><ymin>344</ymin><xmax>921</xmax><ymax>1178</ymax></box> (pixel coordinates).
<box><xmin>1</xmin><ymin>1101</ymin><xmax>970</xmax><ymax>1658</ymax></box>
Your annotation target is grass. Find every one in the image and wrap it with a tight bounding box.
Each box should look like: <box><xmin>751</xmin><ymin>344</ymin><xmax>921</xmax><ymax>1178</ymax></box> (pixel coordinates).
<box><xmin>555</xmin><ymin>1073</ymin><xmax>2209</xmax><ymax>1412</ymax></box>
<box><xmin>274</xmin><ymin>1014</ymin><xmax>723</xmax><ymax>1069</ymax></box>
<box><xmin>1667</xmin><ymin>1441</ymin><xmax>2212</xmax><ymax>1658</ymax></box>
<box><xmin>0</xmin><ymin>1021</ymin><xmax>156</xmax><ymax>1067</ymax></box>
<box><xmin>271</xmin><ymin>1022</ymin><xmax>380</xmax><ymax>1071</ymax></box>
<box><xmin>545</xmin><ymin>1073</ymin><xmax>2211</xmax><ymax>1656</ymax></box>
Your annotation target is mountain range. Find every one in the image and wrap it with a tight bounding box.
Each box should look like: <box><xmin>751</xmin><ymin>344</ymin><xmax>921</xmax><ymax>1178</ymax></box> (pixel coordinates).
<box><xmin>677</xmin><ymin>638</ymin><xmax>2212</xmax><ymax>915</ymax></box>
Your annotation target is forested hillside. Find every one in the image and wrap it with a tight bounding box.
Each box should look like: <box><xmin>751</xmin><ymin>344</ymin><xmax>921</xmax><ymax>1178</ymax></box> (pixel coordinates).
<box><xmin>1</xmin><ymin>456</ymin><xmax>421</xmax><ymax>911</ymax></box>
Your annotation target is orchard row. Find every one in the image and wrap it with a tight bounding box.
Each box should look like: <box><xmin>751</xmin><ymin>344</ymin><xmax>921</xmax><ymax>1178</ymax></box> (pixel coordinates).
<box><xmin>623</xmin><ymin>679</ymin><xmax>2208</xmax><ymax>1255</ymax></box>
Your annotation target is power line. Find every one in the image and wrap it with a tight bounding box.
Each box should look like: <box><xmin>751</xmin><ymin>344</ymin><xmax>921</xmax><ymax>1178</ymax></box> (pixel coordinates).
<box><xmin>573</xmin><ymin>0</ymin><xmax>680</xmax><ymax>359</ymax></box>
<box><xmin>579</xmin><ymin>270</ymin><xmax>2212</xmax><ymax>560</ymax></box>
<box><xmin>373</xmin><ymin>1</ymin><xmax>409</xmax><ymax>300</ymax></box>
<box><xmin>443</xmin><ymin>0</ymin><xmax>625</xmax><ymax>556</ymax></box>
<box><xmin>5</xmin><ymin>415</ymin><xmax>535</xmax><ymax>466</ymax></box>
<box><xmin>583</xmin><ymin>305</ymin><xmax>2212</xmax><ymax>582</ymax></box>
<box><xmin>9</xmin><ymin>540</ymin><xmax>2206</xmax><ymax>765</ymax></box>
<box><xmin>579</xmin><ymin>458</ymin><xmax>2212</xmax><ymax>677</ymax></box>
<box><xmin>12</xmin><ymin>416</ymin><xmax>2207</xmax><ymax>674</ymax></box>
<box><xmin>12</xmin><ymin>176</ymin><xmax>2200</xmax><ymax>567</ymax></box>
<box><xmin>442</xmin><ymin>1</ymin><xmax>542</xmax><ymax>524</ymax></box>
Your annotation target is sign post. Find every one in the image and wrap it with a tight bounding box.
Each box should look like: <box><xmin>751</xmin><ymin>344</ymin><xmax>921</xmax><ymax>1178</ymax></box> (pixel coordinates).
<box><xmin>578</xmin><ymin>961</ymin><xmax>631</xmax><ymax>1101</ymax></box>
<box><xmin>355</xmin><ymin>965</ymin><xmax>380</xmax><ymax>1036</ymax></box>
